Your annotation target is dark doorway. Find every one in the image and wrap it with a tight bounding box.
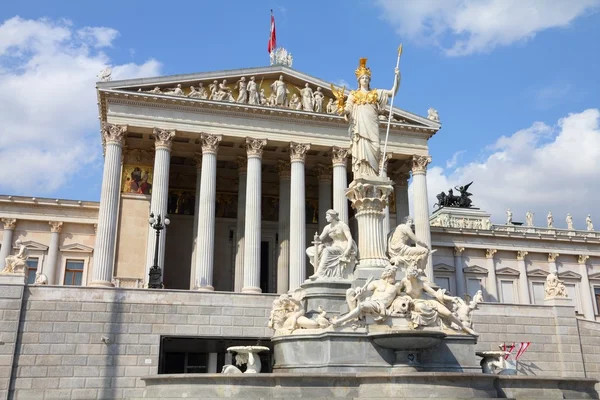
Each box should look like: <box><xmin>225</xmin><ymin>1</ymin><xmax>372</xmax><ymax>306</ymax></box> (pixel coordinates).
<box><xmin>260</xmin><ymin>241</ymin><xmax>271</xmax><ymax>293</ymax></box>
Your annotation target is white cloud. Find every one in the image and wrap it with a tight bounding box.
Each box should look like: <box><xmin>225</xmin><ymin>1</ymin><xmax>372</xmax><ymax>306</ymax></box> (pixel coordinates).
<box><xmin>445</xmin><ymin>150</ymin><xmax>465</xmax><ymax>168</ymax></box>
<box><xmin>375</xmin><ymin>0</ymin><xmax>600</xmax><ymax>56</ymax></box>
<box><xmin>0</xmin><ymin>17</ymin><xmax>161</xmax><ymax>196</ymax></box>
<box><xmin>530</xmin><ymin>84</ymin><xmax>572</xmax><ymax>110</ymax></box>
<box><xmin>409</xmin><ymin>109</ymin><xmax>600</xmax><ymax>228</ymax></box>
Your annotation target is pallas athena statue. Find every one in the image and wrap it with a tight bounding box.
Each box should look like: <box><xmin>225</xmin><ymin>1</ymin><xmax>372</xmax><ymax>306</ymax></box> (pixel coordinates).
<box><xmin>335</xmin><ymin>57</ymin><xmax>400</xmax><ymax>178</ymax></box>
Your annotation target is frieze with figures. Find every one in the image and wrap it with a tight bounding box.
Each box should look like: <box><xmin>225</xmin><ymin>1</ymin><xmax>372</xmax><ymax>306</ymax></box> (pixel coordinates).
<box><xmin>121</xmin><ymin>165</ymin><xmax>153</xmax><ymax>195</ymax></box>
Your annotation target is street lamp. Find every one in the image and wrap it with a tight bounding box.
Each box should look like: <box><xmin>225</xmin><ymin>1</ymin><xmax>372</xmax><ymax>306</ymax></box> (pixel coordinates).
<box><xmin>148</xmin><ymin>212</ymin><xmax>170</xmax><ymax>289</ymax></box>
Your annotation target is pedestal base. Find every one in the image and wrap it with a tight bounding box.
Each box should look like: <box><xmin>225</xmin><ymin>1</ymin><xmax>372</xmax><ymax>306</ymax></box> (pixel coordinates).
<box><xmin>0</xmin><ymin>273</ymin><xmax>26</xmax><ymax>285</ymax></box>
<box><xmin>544</xmin><ymin>296</ymin><xmax>573</xmax><ymax>307</ymax></box>
<box><xmin>300</xmin><ymin>280</ymin><xmax>351</xmax><ymax>315</ymax></box>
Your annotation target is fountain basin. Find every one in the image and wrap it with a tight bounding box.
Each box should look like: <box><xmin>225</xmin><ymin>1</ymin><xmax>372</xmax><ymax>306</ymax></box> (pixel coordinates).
<box><xmin>368</xmin><ymin>330</ymin><xmax>446</xmax><ymax>351</ymax></box>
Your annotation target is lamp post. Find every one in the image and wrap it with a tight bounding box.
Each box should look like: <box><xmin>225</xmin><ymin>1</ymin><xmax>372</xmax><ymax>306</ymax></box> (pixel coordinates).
<box><xmin>148</xmin><ymin>212</ymin><xmax>170</xmax><ymax>289</ymax></box>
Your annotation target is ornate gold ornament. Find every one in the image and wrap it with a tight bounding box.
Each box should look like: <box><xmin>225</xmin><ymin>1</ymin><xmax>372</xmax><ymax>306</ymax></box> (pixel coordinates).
<box><xmin>354</xmin><ymin>58</ymin><xmax>372</xmax><ymax>79</ymax></box>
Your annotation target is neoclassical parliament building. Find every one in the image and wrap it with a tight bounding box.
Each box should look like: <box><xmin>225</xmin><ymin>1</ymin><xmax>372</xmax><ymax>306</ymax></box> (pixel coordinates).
<box><xmin>1</xmin><ymin>62</ymin><xmax>600</xmax><ymax>399</ymax></box>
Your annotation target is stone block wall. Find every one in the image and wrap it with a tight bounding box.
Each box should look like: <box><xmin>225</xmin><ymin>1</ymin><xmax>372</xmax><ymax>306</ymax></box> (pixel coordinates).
<box><xmin>578</xmin><ymin>319</ymin><xmax>600</xmax><ymax>379</ymax></box>
<box><xmin>7</xmin><ymin>285</ymin><xmax>274</xmax><ymax>400</ymax></box>
<box><xmin>0</xmin><ymin>284</ymin><xmax>24</xmax><ymax>400</ymax></box>
<box><xmin>472</xmin><ymin>303</ymin><xmax>586</xmax><ymax>378</ymax></box>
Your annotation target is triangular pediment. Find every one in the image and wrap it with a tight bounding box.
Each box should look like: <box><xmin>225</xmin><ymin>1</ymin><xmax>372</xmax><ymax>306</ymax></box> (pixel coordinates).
<box><xmin>559</xmin><ymin>270</ymin><xmax>582</xmax><ymax>280</ymax></box>
<box><xmin>60</xmin><ymin>243</ymin><xmax>94</xmax><ymax>253</ymax></box>
<box><xmin>15</xmin><ymin>241</ymin><xmax>48</xmax><ymax>251</ymax></box>
<box><xmin>463</xmin><ymin>265</ymin><xmax>488</xmax><ymax>275</ymax></box>
<box><xmin>98</xmin><ymin>65</ymin><xmax>440</xmax><ymax>131</ymax></box>
<box><xmin>588</xmin><ymin>272</ymin><xmax>600</xmax><ymax>281</ymax></box>
<box><xmin>496</xmin><ymin>267</ymin><xmax>520</xmax><ymax>277</ymax></box>
<box><xmin>527</xmin><ymin>269</ymin><xmax>550</xmax><ymax>278</ymax></box>
<box><xmin>433</xmin><ymin>263</ymin><xmax>455</xmax><ymax>272</ymax></box>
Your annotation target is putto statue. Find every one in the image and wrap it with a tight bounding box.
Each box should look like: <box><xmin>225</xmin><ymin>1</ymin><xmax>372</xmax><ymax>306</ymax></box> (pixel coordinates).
<box><xmin>333</xmin><ymin>264</ymin><xmax>478</xmax><ymax>336</ymax></box>
<box><xmin>434</xmin><ymin>182</ymin><xmax>474</xmax><ymax>209</ymax></box>
<box><xmin>336</xmin><ymin>58</ymin><xmax>400</xmax><ymax>178</ymax></box>
<box><xmin>268</xmin><ymin>290</ymin><xmax>330</xmax><ymax>335</ymax></box>
<box><xmin>306</xmin><ymin>210</ymin><xmax>357</xmax><ymax>280</ymax></box>
<box><xmin>1</xmin><ymin>240</ymin><xmax>29</xmax><ymax>274</ymax></box>
<box><xmin>387</xmin><ymin>216</ymin><xmax>431</xmax><ymax>269</ymax></box>
<box><xmin>545</xmin><ymin>272</ymin><xmax>567</xmax><ymax>299</ymax></box>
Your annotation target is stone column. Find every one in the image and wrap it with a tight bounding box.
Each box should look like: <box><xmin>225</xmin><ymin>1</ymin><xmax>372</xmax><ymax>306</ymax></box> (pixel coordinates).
<box><xmin>411</xmin><ymin>155</ymin><xmax>433</xmax><ymax>278</ymax></box>
<box><xmin>331</xmin><ymin>147</ymin><xmax>349</xmax><ymax>225</ymax></box>
<box><xmin>194</xmin><ymin>134</ymin><xmax>222</xmax><ymax>291</ymax></box>
<box><xmin>189</xmin><ymin>153</ymin><xmax>202</xmax><ymax>289</ymax></box>
<box><xmin>242</xmin><ymin>138</ymin><xmax>267</xmax><ymax>293</ymax></box>
<box><xmin>548</xmin><ymin>252</ymin><xmax>559</xmax><ymax>274</ymax></box>
<box><xmin>233</xmin><ymin>156</ymin><xmax>247</xmax><ymax>293</ymax></box>
<box><xmin>578</xmin><ymin>255</ymin><xmax>594</xmax><ymax>320</ymax></box>
<box><xmin>144</xmin><ymin>128</ymin><xmax>176</xmax><ymax>286</ymax></box>
<box><xmin>516</xmin><ymin>251</ymin><xmax>530</xmax><ymax>304</ymax></box>
<box><xmin>91</xmin><ymin>123</ymin><xmax>127</xmax><ymax>287</ymax></box>
<box><xmin>316</xmin><ymin>164</ymin><xmax>333</xmax><ymax>233</ymax></box>
<box><xmin>485</xmin><ymin>248</ymin><xmax>498</xmax><ymax>302</ymax></box>
<box><xmin>276</xmin><ymin>160</ymin><xmax>291</xmax><ymax>294</ymax></box>
<box><xmin>0</xmin><ymin>218</ymin><xmax>17</xmax><ymax>271</ymax></box>
<box><xmin>381</xmin><ymin>154</ymin><xmax>392</xmax><ymax>237</ymax></box>
<box><xmin>453</xmin><ymin>247</ymin><xmax>466</xmax><ymax>298</ymax></box>
<box><xmin>43</xmin><ymin>221</ymin><xmax>63</xmax><ymax>285</ymax></box>
<box><xmin>289</xmin><ymin>142</ymin><xmax>310</xmax><ymax>291</ymax></box>
<box><xmin>393</xmin><ymin>172</ymin><xmax>410</xmax><ymax>226</ymax></box>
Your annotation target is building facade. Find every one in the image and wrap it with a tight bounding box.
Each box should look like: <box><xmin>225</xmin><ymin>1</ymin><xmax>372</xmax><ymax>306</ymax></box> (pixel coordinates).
<box><xmin>0</xmin><ymin>64</ymin><xmax>599</xmax><ymax>399</ymax></box>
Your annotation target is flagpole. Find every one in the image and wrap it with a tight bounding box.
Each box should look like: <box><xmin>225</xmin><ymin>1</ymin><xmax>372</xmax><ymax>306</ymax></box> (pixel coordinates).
<box><xmin>379</xmin><ymin>44</ymin><xmax>403</xmax><ymax>176</ymax></box>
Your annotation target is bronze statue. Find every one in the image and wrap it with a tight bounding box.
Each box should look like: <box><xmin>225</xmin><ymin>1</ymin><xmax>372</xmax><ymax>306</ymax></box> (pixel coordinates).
<box><xmin>434</xmin><ymin>182</ymin><xmax>474</xmax><ymax>209</ymax></box>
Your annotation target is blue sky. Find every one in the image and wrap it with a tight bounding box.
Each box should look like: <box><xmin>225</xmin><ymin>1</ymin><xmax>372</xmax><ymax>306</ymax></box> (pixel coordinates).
<box><xmin>1</xmin><ymin>1</ymin><xmax>599</xmax><ymax>227</ymax></box>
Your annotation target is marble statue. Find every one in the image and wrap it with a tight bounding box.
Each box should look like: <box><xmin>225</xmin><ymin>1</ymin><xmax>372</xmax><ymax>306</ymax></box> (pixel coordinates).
<box><xmin>435</xmin><ymin>182</ymin><xmax>473</xmax><ymax>208</ymax></box>
<box><xmin>247</xmin><ymin>76</ymin><xmax>260</xmax><ymax>105</ymax></box>
<box><xmin>566</xmin><ymin>213</ymin><xmax>574</xmax><ymax>230</ymax></box>
<box><xmin>339</xmin><ymin>58</ymin><xmax>400</xmax><ymax>178</ymax></box>
<box><xmin>453</xmin><ymin>290</ymin><xmax>483</xmax><ymax>330</ymax></box>
<box><xmin>526</xmin><ymin>211</ymin><xmax>534</xmax><ymax>227</ymax></box>
<box><xmin>297</xmin><ymin>83</ymin><xmax>314</xmax><ymax>111</ymax></box>
<box><xmin>477</xmin><ymin>350</ymin><xmax>514</xmax><ymax>375</ymax></box>
<box><xmin>387</xmin><ymin>216</ymin><xmax>431</xmax><ymax>269</ymax></box>
<box><xmin>97</xmin><ymin>67</ymin><xmax>112</xmax><ymax>82</ymax></box>
<box><xmin>270</xmin><ymin>75</ymin><xmax>288</xmax><ymax>106</ymax></box>
<box><xmin>217</xmin><ymin>80</ymin><xmax>235</xmax><ymax>102</ymax></box>
<box><xmin>187</xmin><ymin>84</ymin><xmax>208</xmax><ymax>99</ymax></box>
<box><xmin>1</xmin><ymin>240</ymin><xmax>29</xmax><ymax>274</ymax></box>
<box><xmin>313</xmin><ymin>87</ymin><xmax>325</xmax><ymax>113</ymax></box>
<box><xmin>34</xmin><ymin>273</ymin><xmax>48</xmax><ymax>285</ymax></box>
<box><xmin>506</xmin><ymin>209</ymin><xmax>513</xmax><ymax>225</ymax></box>
<box><xmin>259</xmin><ymin>89</ymin><xmax>268</xmax><ymax>105</ymax></box>
<box><xmin>141</xmin><ymin>86</ymin><xmax>162</xmax><ymax>94</ymax></box>
<box><xmin>326</xmin><ymin>98</ymin><xmax>336</xmax><ymax>114</ymax></box>
<box><xmin>427</xmin><ymin>107</ymin><xmax>439</xmax><ymax>122</ymax></box>
<box><xmin>235</xmin><ymin>77</ymin><xmax>248</xmax><ymax>103</ymax></box>
<box><xmin>545</xmin><ymin>272</ymin><xmax>567</xmax><ymax>299</ymax></box>
<box><xmin>270</xmin><ymin>47</ymin><xmax>293</xmax><ymax>68</ymax></box>
<box><xmin>164</xmin><ymin>84</ymin><xmax>185</xmax><ymax>96</ymax></box>
<box><xmin>547</xmin><ymin>211</ymin><xmax>554</xmax><ymax>228</ymax></box>
<box><xmin>334</xmin><ymin>264</ymin><xmax>478</xmax><ymax>335</ymax></box>
<box><xmin>586</xmin><ymin>214</ymin><xmax>594</xmax><ymax>231</ymax></box>
<box><xmin>306</xmin><ymin>209</ymin><xmax>357</xmax><ymax>280</ymax></box>
<box><xmin>268</xmin><ymin>290</ymin><xmax>329</xmax><ymax>334</ymax></box>
<box><xmin>208</xmin><ymin>80</ymin><xmax>219</xmax><ymax>100</ymax></box>
<box><xmin>288</xmin><ymin>93</ymin><xmax>301</xmax><ymax>110</ymax></box>
<box><xmin>221</xmin><ymin>346</ymin><xmax>270</xmax><ymax>374</ymax></box>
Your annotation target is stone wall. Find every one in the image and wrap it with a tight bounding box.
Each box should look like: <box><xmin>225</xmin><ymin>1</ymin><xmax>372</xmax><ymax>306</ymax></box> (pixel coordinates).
<box><xmin>578</xmin><ymin>319</ymin><xmax>600</xmax><ymax>379</ymax></box>
<box><xmin>7</xmin><ymin>285</ymin><xmax>275</xmax><ymax>400</ymax></box>
<box><xmin>0</xmin><ymin>284</ymin><xmax>24</xmax><ymax>400</ymax></box>
<box><xmin>472</xmin><ymin>302</ymin><xmax>586</xmax><ymax>378</ymax></box>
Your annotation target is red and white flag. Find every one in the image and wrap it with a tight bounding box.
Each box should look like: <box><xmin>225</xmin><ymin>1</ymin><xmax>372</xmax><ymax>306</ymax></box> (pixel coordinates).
<box><xmin>515</xmin><ymin>342</ymin><xmax>531</xmax><ymax>360</ymax></box>
<box><xmin>268</xmin><ymin>10</ymin><xmax>277</xmax><ymax>53</ymax></box>
<box><xmin>503</xmin><ymin>343</ymin><xmax>516</xmax><ymax>359</ymax></box>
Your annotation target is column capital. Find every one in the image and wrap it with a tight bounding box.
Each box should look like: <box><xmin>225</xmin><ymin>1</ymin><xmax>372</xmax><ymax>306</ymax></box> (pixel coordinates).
<box><xmin>411</xmin><ymin>155</ymin><xmax>432</xmax><ymax>175</ymax></box>
<box><xmin>237</xmin><ymin>156</ymin><xmax>248</xmax><ymax>173</ymax></box>
<box><xmin>578</xmin><ymin>254</ymin><xmax>590</xmax><ymax>264</ymax></box>
<box><xmin>290</xmin><ymin>142</ymin><xmax>310</xmax><ymax>163</ymax></box>
<box><xmin>331</xmin><ymin>146</ymin><xmax>350</xmax><ymax>167</ymax></box>
<box><xmin>245</xmin><ymin>137</ymin><xmax>267</xmax><ymax>158</ymax></box>
<box><xmin>153</xmin><ymin>128</ymin><xmax>176</xmax><ymax>151</ymax></box>
<box><xmin>485</xmin><ymin>248</ymin><xmax>497</xmax><ymax>259</ymax></box>
<box><xmin>101</xmin><ymin>123</ymin><xmax>127</xmax><ymax>146</ymax></box>
<box><xmin>548</xmin><ymin>252</ymin><xmax>559</xmax><ymax>262</ymax></box>
<box><xmin>453</xmin><ymin>246</ymin><xmax>465</xmax><ymax>256</ymax></box>
<box><xmin>315</xmin><ymin>164</ymin><xmax>332</xmax><ymax>182</ymax></box>
<box><xmin>200</xmin><ymin>133</ymin><xmax>222</xmax><ymax>155</ymax></box>
<box><xmin>277</xmin><ymin>160</ymin><xmax>290</xmax><ymax>179</ymax></box>
<box><xmin>49</xmin><ymin>221</ymin><xmax>63</xmax><ymax>233</ymax></box>
<box><xmin>517</xmin><ymin>250</ymin><xmax>528</xmax><ymax>261</ymax></box>
<box><xmin>393</xmin><ymin>171</ymin><xmax>410</xmax><ymax>187</ymax></box>
<box><xmin>1</xmin><ymin>218</ymin><xmax>17</xmax><ymax>230</ymax></box>
<box><xmin>193</xmin><ymin>152</ymin><xmax>203</xmax><ymax>169</ymax></box>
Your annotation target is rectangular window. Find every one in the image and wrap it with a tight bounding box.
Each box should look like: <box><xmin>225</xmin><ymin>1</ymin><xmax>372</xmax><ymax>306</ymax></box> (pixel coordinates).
<box><xmin>500</xmin><ymin>280</ymin><xmax>515</xmax><ymax>303</ymax></box>
<box><xmin>435</xmin><ymin>277</ymin><xmax>451</xmax><ymax>292</ymax></box>
<box><xmin>64</xmin><ymin>260</ymin><xmax>84</xmax><ymax>286</ymax></box>
<box><xmin>595</xmin><ymin>287</ymin><xmax>600</xmax><ymax>315</ymax></box>
<box><xmin>466</xmin><ymin>278</ymin><xmax>482</xmax><ymax>298</ymax></box>
<box><xmin>531</xmin><ymin>282</ymin><xmax>545</xmax><ymax>304</ymax></box>
<box><xmin>565</xmin><ymin>284</ymin><xmax>581</xmax><ymax>314</ymax></box>
<box><xmin>26</xmin><ymin>257</ymin><xmax>39</xmax><ymax>285</ymax></box>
